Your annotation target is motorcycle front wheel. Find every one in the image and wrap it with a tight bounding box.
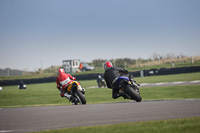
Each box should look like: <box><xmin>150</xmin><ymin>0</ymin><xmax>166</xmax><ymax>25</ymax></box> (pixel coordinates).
<box><xmin>124</xmin><ymin>84</ymin><xmax>142</xmax><ymax>102</ymax></box>
<box><xmin>75</xmin><ymin>90</ymin><xmax>86</xmax><ymax>105</ymax></box>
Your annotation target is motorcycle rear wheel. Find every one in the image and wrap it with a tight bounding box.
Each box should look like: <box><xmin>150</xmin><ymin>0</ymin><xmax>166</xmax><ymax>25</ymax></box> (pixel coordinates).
<box><xmin>75</xmin><ymin>90</ymin><xmax>86</xmax><ymax>105</ymax></box>
<box><xmin>124</xmin><ymin>85</ymin><xmax>142</xmax><ymax>102</ymax></box>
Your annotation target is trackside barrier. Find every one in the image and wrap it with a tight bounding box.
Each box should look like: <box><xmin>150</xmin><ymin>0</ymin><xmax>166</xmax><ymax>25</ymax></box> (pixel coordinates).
<box><xmin>0</xmin><ymin>66</ymin><xmax>200</xmax><ymax>86</ymax></box>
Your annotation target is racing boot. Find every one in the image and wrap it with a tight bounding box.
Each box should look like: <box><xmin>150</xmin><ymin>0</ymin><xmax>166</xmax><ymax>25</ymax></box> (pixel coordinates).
<box><xmin>64</xmin><ymin>93</ymin><xmax>73</xmax><ymax>101</ymax></box>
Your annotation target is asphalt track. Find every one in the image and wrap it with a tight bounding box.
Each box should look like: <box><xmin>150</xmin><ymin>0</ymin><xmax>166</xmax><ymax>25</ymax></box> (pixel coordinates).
<box><xmin>0</xmin><ymin>99</ymin><xmax>200</xmax><ymax>133</ymax></box>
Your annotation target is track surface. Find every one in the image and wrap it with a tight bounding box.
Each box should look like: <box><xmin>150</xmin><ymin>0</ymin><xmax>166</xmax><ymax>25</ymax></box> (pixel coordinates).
<box><xmin>0</xmin><ymin>99</ymin><xmax>200</xmax><ymax>133</ymax></box>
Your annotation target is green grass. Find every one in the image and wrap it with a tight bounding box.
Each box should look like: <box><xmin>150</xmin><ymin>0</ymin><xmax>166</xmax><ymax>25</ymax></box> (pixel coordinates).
<box><xmin>140</xmin><ymin>85</ymin><xmax>200</xmax><ymax>100</ymax></box>
<box><xmin>0</xmin><ymin>72</ymin><xmax>200</xmax><ymax>108</ymax></box>
<box><xmin>1</xmin><ymin>83</ymin><xmax>200</xmax><ymax>108</ymax></box>
<box><xmin>34</xmin><ymin>117</ymin><xmax>200</xmax><ymax>133</ymax></box>
<box><xmin>0</xmin><ymin>83</ymin><xmax>63</xmax><ymax>107</ymax></box>
<box><xmin>128</xmin><ymin>61</ymin><xmax>200</xmax><ymax>72</ymax></box>
<box><xmin>135</xmin><ymin>72</ymin><xmax>200</xmax><ymax>83</ymax></box>
<box><xmin>78</xmin><ymin>72</ymin><xmax>200</xmax><ymax>85</ymax></box>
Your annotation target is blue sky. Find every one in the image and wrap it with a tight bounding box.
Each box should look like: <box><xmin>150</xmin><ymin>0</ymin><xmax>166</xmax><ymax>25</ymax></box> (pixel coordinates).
<box><xmin>0</xmin><ymin>0</ymin><xmax>200</xmax><ymax>71</ymax></box>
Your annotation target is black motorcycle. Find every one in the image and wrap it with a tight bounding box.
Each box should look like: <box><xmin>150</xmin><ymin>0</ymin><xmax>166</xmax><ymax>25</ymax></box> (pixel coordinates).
<box><xmin>97</xmin><ymin>75</ymin><xmax>106</xmax><ymax>88</ymax></box>
<box><xmin>115</xmin><ymin>76</ymin><xmax>142</xmax><ymax>102</ymax></box>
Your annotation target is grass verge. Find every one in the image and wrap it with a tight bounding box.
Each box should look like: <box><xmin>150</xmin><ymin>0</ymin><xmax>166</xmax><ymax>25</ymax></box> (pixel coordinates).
<box><xmin>33</xmin><ymin>117</ymin><xmax>200</xmax><ymax>133</ymax></box>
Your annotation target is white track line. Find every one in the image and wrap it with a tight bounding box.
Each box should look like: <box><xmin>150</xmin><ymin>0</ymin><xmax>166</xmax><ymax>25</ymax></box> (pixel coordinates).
<box><xmin>0</xmin><ymin>131</ymin><xmax>13</xmax><ymax>133</ymax></box>
<box><xmin>87</xmin><ymin>80</ymin><xmax>200</xmax><ymax>88</ymax></box>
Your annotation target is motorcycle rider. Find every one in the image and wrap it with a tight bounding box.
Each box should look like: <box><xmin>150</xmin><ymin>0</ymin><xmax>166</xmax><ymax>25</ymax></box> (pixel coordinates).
<box><xmin>104</xmin><ymin>61</ymin><xmax>130</xmax><ymax>99</ymax></box>
<box><xmin>97</xmin><ymin>75</ymin><xmax>106</xmax><ymax>88</ymax></box>
<box><xmin>56</xmin><ymin>68</ymin><xmax>76</xmax><ymax>102</ymax></box>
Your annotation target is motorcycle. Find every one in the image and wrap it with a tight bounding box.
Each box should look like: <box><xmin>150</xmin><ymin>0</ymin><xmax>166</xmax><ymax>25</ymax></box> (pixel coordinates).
<box><xmin>115</xmin><ymin>76</ymin><xmax>142</xmax><ymax>102</ymax></box>
<box><xmin>98</xmin><ymin>79</ymin><xmax>106</xmax><ymax>88</ymax></box>
<box><xmin>64</xmin><ymin>81</ymin><xmax>86</xmax><ymax>105</ymax></box>
<box><xmin>97</xmin><ymin>77</ymin><xmax>106</xmax><ymax>88</ymax></box>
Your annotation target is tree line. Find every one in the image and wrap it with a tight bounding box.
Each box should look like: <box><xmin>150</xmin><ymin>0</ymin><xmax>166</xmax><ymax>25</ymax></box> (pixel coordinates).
<box><xmin>90</xmin><ymin>53</ymin><xmax>199</xmax><ymax>70</ymax></box>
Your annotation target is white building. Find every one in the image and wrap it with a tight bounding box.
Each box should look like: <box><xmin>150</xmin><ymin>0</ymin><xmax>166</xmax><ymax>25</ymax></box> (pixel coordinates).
<box><xmin>62</xmin><ymin>59</ymin><xmax>81</xmax><ymax>74</ymax></box>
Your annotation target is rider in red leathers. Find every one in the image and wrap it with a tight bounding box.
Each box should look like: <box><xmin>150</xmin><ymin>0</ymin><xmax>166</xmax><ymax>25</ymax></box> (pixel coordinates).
<box><xmin>56</xmin><ymin>68</ymin><xmax>76</xmax><ymax>101</ymax></box>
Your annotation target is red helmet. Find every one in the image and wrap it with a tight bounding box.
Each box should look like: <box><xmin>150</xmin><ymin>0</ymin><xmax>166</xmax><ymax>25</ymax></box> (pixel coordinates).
<box><xmin>104</xmin><ymin>61</ymin><xmax>113</xmax><ymax>70</ymax></box>
<box><xmin>58</xmin><ymin>68</ymin><xmax>65</xmax><ymax>74</ymax></box>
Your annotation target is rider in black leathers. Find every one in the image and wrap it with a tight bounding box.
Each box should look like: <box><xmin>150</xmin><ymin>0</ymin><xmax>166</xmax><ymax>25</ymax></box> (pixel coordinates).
<box><xmin>104</xmin><ymin>61</ymin><xmax>129</xmax><ymax>99</ymax></box>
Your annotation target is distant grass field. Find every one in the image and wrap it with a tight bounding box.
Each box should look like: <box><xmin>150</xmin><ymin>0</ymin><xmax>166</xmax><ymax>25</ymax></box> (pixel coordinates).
<box><xmin>0</xmin><ymin>72</ymin><xmax>200</xmax><ymax>108</ymax></box>
<box><xmin>128</xmin><ymin>61</ymin><xmax>200</xmax><ymax>72</ymax></box>
<box><xmin>135</xmin><ymin>72</ymin><xmax>200</xmax><ymax>83</ymax></box>
<box><xmin>34</xmin><ymin>117</ymin><xmax>200</xmax><ymax>133</ymax></box>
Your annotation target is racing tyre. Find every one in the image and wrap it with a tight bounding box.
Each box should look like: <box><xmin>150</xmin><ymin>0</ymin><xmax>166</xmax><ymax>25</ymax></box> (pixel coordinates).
<box><xmin>124</xmin><ymin>85</ymin><xmax>142</xmax><ymax>102</ymax></box>
<box><xmin>75</xmin><ymin>90</ymin><xmax>86</xmax><ymax>105</ymax></box>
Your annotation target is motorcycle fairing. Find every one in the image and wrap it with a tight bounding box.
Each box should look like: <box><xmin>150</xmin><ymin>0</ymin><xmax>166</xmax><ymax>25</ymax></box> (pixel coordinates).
<box><xmin>66</xmin><ymin>81</ymin><xmax>80</xmax><ymax>92</ymax></box>
<box><xmin>115</xmin><ymin>76</ymin><xmax>129</xmax><ymax>86</ymax></box>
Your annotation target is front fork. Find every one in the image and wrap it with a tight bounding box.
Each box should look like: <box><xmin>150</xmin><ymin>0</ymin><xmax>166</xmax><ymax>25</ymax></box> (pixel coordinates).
<box><xmin>71</xmin><ymin>83</ymin><xmax>85</xmax><ymax>97</ymax></box>
<box><xmin>71</xmin><ymin>83</ymin><xmax>78</xmax><ymax>97</ymax></box>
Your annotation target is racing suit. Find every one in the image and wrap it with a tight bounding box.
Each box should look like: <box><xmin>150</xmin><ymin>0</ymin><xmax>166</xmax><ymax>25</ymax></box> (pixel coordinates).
<box><xmin>104</xmin><ymin>66</ymin><xmax>129</xmax><ymax>99</ymax></box>
<box><xmin>56</xmin><ymin>71</ymin><xmax>76</xmax><ymax>99</ymax></box>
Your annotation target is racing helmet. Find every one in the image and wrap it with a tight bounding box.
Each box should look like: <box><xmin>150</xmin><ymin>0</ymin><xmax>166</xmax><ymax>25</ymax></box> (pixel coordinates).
<box><xmin>58</xmin><ymin>68</ymin><xmax>65</xmax><ymax>74</ymax></box>
<box><xmin>104</xmin><ymin>61</ymin><xmax>113</xmax><ymax>70</ymax></box>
